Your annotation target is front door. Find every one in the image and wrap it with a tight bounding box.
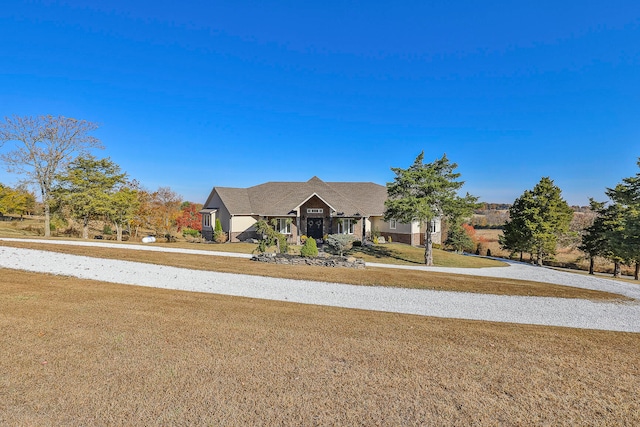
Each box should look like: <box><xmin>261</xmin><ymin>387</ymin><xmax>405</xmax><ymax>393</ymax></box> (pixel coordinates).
<box><xmin>306</xmin><ymin>218</ymin><xmax>323</xmax><ymax>240</ymax></box>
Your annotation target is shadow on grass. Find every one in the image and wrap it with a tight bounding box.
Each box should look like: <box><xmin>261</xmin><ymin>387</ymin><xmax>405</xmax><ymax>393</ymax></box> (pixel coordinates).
<box><xmin>350</xmin><ymin>245</ymin><xmax>424</xmax><ymax>265</ymax></box>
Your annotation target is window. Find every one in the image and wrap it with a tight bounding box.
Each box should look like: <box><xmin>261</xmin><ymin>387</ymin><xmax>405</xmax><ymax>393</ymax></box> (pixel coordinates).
<box><xmin>390</xmin><ymin>219</ymin><xmax>397</xmax><ymax>230</ymax></box>
<box><xmin>431</xmin><ymin>220</ymin><xmax>438</xmax><ymax>233</ymax></box>
<box><xmin>307</xmin><ymin>208</ymin><xmax>323</xmax><ymax>214</ymax></box>
<box><xmin>203</xmin><ymin>214</ymin><xmax>211</xmax><ymax>227</ymax></box>
<box><xmin>337</xmin><ymin>218</ymin><xmax>354</xmax><ymax>235</ymax></box>
<box><xmin>275</xmin><ymin>218</ymin><xmax>292</xmax><ymax>235</ymax></box>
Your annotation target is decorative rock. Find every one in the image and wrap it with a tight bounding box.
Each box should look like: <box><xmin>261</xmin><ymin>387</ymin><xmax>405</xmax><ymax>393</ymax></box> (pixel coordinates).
<box><xmin>377</xmin><ymin>236</ymin><xmax>386</xmax><ymax>244</ymax></box>
<box><xmin>251</xmin><ymin>253</ymin><xmax>365</xmax><ymax>269</ymax></box>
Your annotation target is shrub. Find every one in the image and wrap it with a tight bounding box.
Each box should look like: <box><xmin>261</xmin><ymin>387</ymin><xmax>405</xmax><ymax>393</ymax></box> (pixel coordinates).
<box><xmin>213</xmin><ymin>230</ymin><xmax>228</xmax><ymax>243</ymax></box>
<box><xmin>300</xmin><ymin>237</ymin><xmax>318</xmax><ymax>257</ymax></box>
<box><xmin>182</xmin><ymin>228</ymin><xmax>200</xmax><ymax>238</ymax></box>
<box><xmin>326</xmin><ymin>234</ymin><xmax>356</xmax><ymax>256</ymax></box>
<box><xmin>371</xmin><ymin>227</ymin><xmax>381</xmax><ymax>240</ymax></box>
<box><xmin>387</xmin><ymin>235</ymin><xmax>392</xmax><ymax>243</ymax></box>
<box><xmin>211</xmin><ymin>218</ymin><xmax>228</xmax><ymax>243</ymax></box>
<box><xmin>103</xmin><ymin>224</ymin><xmax>113</xmax><ymax>235</ymax></box>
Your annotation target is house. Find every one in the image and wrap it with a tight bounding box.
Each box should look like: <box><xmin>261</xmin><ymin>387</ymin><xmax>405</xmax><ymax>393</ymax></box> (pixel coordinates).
<box><xmin>200</xmin><ymin>176</ymin><xmax>441</xmax><ymax>245</ymax></box>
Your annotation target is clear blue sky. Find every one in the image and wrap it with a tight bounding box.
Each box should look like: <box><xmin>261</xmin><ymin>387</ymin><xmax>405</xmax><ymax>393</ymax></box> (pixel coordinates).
<box><xmin>1</xmin><ymin>1</ymin><xmax>639</xmax><ymax>205</ymax></box>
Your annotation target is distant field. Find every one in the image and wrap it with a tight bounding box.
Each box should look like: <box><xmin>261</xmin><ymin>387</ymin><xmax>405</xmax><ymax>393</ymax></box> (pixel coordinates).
<box><xmin>476</xmin><ymin>229</ymin><xmax>636</xmax><ymax>278</ymax></box>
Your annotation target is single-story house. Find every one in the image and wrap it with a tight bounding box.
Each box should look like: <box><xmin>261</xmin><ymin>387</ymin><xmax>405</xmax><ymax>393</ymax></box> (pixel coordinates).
<box><xmin>200</xmin><ymin>176</ymin><xmax>441</xmax><ymax>245</ymax></box>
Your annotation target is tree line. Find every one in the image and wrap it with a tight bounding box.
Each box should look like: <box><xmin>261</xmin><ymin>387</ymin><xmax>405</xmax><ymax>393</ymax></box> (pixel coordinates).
<box><xmin>0</xmin><ymin>115</ymin><xmax>201</xmax><ymax>240</ymax></box>
<box><xmin>499</xmin><ymin>166</ymin><xmax>640</xmax><ymax>279</ymax></box>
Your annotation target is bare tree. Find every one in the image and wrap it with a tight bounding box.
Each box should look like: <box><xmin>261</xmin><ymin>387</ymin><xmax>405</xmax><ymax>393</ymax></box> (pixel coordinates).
<box><xmin>0</xmin><ymin>115</ymin><xmax>102</xmax><ymax>236</ymax></box>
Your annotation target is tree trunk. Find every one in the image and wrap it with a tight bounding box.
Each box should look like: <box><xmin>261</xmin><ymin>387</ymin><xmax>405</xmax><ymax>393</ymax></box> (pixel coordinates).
<box><xmin>635</xmin><ymin>262</ymin><xmax>639</xmax><ymax>281</ymax></box>
<box><xmin>83</xmin><ymin>216</ymin><xmax>89</xmax><ymax>239</ymax></box>
<box><xmin>424</xmin><ymin>222</ymin><xmax>433</xmax><ymax>266</ymax></box>
<box><xmin>519</xmin><ymin>251</ymin><xmax>523</xmax><ymax>262</ymax></box>
<box><xmin>588</xmin><ymin>257</ymin><xmax>595</xmax><ymax>275</ymax></box>
<box><xmin>43</xmin><ymin>192</ymin><xmax>51</xmax><ymax>237</ymax></box>
<box><xmin>613</xmin><ymin>261</ymin><xmax>621</xmax><ymax>278</ymax></box>
<box><xmin>115</xmin><ymin>222</ymin><xmax>123</xmax><ymax>242</ymax></box>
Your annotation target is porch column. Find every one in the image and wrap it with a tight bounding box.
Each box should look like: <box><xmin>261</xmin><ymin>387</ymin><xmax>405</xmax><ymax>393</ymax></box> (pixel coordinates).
<box><xmin>296</xmin><ymin>215</ymin><xmax>301</xmax><ymax>244</ymax></box>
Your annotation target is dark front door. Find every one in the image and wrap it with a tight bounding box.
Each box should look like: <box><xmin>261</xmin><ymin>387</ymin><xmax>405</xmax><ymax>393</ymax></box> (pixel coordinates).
<box><xmin>306</xmin><ymin>218</ymin><xmax>323</xmax><ymax>240</ymax></box>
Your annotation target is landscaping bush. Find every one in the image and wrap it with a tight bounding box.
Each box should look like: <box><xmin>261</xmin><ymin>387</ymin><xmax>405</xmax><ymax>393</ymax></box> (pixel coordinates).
<box><xmin>212</xmin><ymin>218</ymin><xmax>228</xmax><ymax>243</ymax></box>
<box><xmin>182</xmin><ymin>228</ymin><xmax>200</xmax><ymax>238</ymax></box>
<box><xmin>300</xmin><ymin>237</ymin><xmax>318</xmax><ymax>257</ymax></box>
<box><xmin>326</xmin><ymin>234</ymin><xmax>356</xmax><ymax>256</ymax></box>
<box><xmin>213</xmin><ymin>230</ymin><xmax>228</xmax><ymax>243</ymax></box>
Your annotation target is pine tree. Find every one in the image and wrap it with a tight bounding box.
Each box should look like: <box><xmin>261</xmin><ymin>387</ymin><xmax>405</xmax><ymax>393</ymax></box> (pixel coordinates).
<box><xmin>499</xmin><ymin>193</ymin><xmax>534</xmax><ymax>261</ymax></box>
<box><xmin>501</xmin><ymin>177</ymin><xmax>572</xmax><ymax>266</ymax></box>
<box><xmin>384</xmin><ymin>152</ymin><xmax>478</xmax><ymax>265</ymax></box>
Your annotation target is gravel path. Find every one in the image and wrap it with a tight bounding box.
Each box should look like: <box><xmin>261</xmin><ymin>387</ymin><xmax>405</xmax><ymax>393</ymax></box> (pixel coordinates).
<box><xmin>1</xmin><ymin>238</ymin><xmax>639</xmax><ymax>333</ymax></box>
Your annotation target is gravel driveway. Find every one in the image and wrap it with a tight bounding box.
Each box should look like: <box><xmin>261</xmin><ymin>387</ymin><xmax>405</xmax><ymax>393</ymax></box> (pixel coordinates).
<box><xmin>1</xmin><ymin>238</ymin><xmax>639</xmax><ymax>333</ymax></box>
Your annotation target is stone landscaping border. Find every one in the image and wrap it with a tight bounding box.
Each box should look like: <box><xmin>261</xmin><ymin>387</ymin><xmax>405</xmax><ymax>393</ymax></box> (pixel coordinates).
<box><xmin>252</xmin><ymin>253</ymin><xmax>366</xmax><ymax>269</ymax></box>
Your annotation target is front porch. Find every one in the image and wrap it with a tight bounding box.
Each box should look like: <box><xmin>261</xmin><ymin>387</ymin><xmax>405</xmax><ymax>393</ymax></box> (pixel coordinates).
<box><xmin>265</xmin><ymin>194</ymin><xmax>364</xmax><ymax>244</ymax></box>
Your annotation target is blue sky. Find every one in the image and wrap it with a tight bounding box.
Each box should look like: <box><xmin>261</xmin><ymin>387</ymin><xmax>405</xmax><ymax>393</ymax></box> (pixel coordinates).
<box><xmin>1</xmin><ymin>1</ymin><xmax>639</xmax><ymax>205</ymax></box>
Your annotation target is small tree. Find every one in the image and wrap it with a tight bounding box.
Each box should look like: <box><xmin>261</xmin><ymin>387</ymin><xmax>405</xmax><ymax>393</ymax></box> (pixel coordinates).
<box><xmin>148</xmin><ymin>186</ymin><xmax>182</xmax><ymax>241</ymax></box>
<box><xmin>445</xmin><ymin>223</ymin><xmax>475</xmax><ymax>253</ymax></box>
<box><xmin>326</xmin><ymin>234</ymin><xmax>356</xmax><ymax>257</ymax></box>
<box><xmin>254</xmin><ymin>219</ymin><xmax>288</xmax><ymax>253</ymax></box>
<box><xmin>53</xmin><ymin>156</ymin><xmax>126</xmax><ymax>239</ymax></box>
<box><xmin>108</xmin><ymin>185</ymin><xmax>139</xmax><ymax>241</ymax></box>
<box><xmin>0</xmin><ymin>183</ymin><xmax>35</xmax><ymax>217</ymax></box>
<box><xmin>176</xmin><ymin>202</ymin><xmax>203</xmax><ymax>233</ymax></box>
<box><xmin>300</xmin><ymin>237</ymin><xmax>318</xmax><ymax>257</ymax></box>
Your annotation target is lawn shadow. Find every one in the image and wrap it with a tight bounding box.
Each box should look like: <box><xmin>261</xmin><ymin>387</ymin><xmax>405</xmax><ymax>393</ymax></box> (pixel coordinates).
<box><xmin>350</xmin><ymin>245</ymin><xmax>424</xmax><ymax>265</ymax></box>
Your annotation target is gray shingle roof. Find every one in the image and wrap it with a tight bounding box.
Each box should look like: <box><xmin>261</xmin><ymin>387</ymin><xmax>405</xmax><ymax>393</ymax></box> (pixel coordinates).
<box><xmin>207</xmin><ymin>177</ymin><xmax>388</xmax><ymax>217</ymax></box>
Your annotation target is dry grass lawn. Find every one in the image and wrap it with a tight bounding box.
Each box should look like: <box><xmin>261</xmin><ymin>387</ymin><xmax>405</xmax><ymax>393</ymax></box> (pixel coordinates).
<box><xmin>0</xmin><ymin>240</ymin><xmax>627</xmax><ymax>300</ymax></box>
<box><xmin>1</xmin><ymin>269</ymin><xmax>638</xmax><ymax>425</ymax></box>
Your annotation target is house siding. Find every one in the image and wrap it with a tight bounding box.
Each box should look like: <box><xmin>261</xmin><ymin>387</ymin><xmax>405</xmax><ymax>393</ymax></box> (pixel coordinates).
<box><xmin>230</xmin><ymin>215</ymin><xmax>260</xmax><ymax>242</ymax></box>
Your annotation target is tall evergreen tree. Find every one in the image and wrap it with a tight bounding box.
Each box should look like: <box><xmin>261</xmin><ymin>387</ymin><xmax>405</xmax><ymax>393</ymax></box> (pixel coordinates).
<box><xmin>384</xmin><ymin>152</ymin><xmax>478</xmax><ymax>265</ymax></box>
<box><xmin>580</xmin><ymin>199</ymin><xmax>624</xmax><ymax>275</ymax></box>
<box><xmin>499</xmin><ymin>192</ymin><xmax>534</xmax><ymax>261</ymax></box>
<box><xmin>501</xmin><ymin>177</ymin><xmax>573</xmax><ymax>266</ymax></box>
<box><xmin>605</xmin><ymin>160</ymin><xmax>640</xmax><ymax>278</ymax></box>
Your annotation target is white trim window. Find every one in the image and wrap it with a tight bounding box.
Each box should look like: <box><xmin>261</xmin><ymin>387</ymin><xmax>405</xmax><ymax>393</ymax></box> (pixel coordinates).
<box><xmin>203</xmin><ymin>214</ymin><xmax>211</xmax><ymax>227</ymax></box>
<box><xmin>390</xmin><ymin>219</ymin><xmax>397</xmax><ymax>230</ymax></box>
<box><xmin>337</xmin><ymin>218</ymin><xmax>355</xmax><ymax>235</ymax></box>
<box><xmin>275</xmin><ymin>218</ymin><xmax>292</xmax><ymax>235</ymax></box>
<box><xmin>431</xmin><ymin>220</ymin><xmax>438</xmax><ymax>233</ymax></box>
<box><xmin>307</xmin><ymin>208</ymin><xmax>323</xmax><ymax>214</ymax></box>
